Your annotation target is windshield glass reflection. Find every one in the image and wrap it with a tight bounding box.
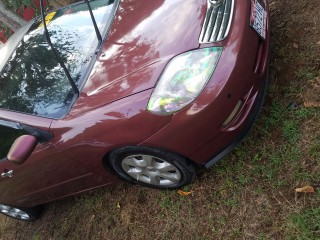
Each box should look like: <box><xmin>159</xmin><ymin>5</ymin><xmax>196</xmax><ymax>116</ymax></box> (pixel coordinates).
<box><xmin>0</xmin><ymin>0</ymin><xmax>114</xmax><ymax>118</ymax></box>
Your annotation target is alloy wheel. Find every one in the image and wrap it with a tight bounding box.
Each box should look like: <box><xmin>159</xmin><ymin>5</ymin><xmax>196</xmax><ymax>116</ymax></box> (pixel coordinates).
<box><xmin>121</xmin><ymin>154</ymin><xmax>181</xmax><ymax>186</ymax></box>
<box><xmin>0</xmin><ymin>204</ymin><xmax>31</xmax><ymax>220</ymax></box>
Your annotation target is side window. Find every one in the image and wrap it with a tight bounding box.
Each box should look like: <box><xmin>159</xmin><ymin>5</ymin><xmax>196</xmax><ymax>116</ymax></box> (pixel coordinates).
<box><xmin>0</xmin><ymin>125</ymin><xmax>28</xmax><ymax>161</ymax></box>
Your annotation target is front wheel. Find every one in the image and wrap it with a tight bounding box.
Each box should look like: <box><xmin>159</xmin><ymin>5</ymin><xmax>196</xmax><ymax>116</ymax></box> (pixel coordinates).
<box><xmin>107</xmin><ymin>147</ymin><xmax>197</xmax><ymax>190</ymax></box>
<box><xmin>0</xmin><ymin>204</ymin><xmax>42</xmax><ymax>221</ymax></box>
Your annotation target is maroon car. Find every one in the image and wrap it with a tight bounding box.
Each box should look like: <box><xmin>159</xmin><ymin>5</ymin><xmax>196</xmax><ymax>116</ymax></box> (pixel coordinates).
<box><xmin>0</xmin><ymin>0</ymin><xmax>269</xmax><ymax>221</ymax></box>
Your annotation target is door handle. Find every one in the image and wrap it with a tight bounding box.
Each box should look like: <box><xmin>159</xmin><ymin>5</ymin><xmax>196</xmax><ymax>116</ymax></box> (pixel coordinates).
<box><xmin>1</xmin><ymin>170</ymin><xmax>13</xmax><ymax>178</ymax></box>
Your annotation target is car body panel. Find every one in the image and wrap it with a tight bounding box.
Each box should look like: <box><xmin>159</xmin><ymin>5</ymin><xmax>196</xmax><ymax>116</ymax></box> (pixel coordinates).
<box><xmin>70</xmin><ymin>0</ymin><xmax>205</xmax><ymax>115</ymax></box>
<box><xmin>0</xmin><ymin>0</ymin><xmax>270</xmax><ymax>208</ymax></box>
<box><xmin>0</xmin><ymin>110</ymin><xmax>52</xmax><ymax>130</ymax></box>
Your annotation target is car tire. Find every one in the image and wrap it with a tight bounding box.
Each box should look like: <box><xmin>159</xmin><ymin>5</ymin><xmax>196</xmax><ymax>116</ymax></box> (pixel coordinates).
<box><xmin>107</xmin><ymin>146</ymin><xmax>197</xmax><ymax>190</ymax></box>
<box><xmin>0</xmin><ymin>204</ymin><xmax>42</xmax><ymax>221</ymax></box>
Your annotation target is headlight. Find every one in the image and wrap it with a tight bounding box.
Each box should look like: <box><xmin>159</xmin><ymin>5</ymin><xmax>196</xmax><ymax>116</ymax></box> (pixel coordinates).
<box><xmin>147</xmin><ymin>47</ymin><xmax>222</xmax><ymax>115</ymax></box>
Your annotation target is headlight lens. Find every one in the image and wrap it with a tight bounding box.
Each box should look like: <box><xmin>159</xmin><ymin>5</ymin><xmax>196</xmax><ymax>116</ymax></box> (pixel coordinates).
<box><xmin>147</xmin><ymin>47</ymin><xmax>222</xmax><ymax>115</ymax></box>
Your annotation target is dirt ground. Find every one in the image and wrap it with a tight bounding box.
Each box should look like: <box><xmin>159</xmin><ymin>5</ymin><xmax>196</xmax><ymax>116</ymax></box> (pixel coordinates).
<box><xmin>1</xmin><ymin>0</ymin><xmax>320</xmax><ymax>239</ymax></box>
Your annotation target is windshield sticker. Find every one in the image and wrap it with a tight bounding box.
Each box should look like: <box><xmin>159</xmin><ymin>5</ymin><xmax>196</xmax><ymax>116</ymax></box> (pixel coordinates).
<box><xmin>38</xmin><ymin>11</ymin><xmax>57</xmax><ymax>28</ymax></box>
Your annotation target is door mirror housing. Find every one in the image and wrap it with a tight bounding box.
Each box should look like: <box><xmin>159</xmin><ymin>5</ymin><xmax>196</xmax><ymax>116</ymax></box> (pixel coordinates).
<box><xmin>7</xmin><ymin>135</ymin><xmax>38</xmax><ymax>165</ymax></box>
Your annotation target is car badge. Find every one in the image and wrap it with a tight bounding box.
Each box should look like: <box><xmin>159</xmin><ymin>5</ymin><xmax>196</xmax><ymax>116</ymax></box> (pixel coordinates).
<box><xmin>209</xmin><ymin>0</ymin><xmax>223</xmax><ymax>6</ymax></box>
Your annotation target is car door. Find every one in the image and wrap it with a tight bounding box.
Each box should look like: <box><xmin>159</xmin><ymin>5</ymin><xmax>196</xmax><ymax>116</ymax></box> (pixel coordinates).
<box><xmin>0</xmin><ymin>120</ymin><xmax>58</xmax><ymax>206</ymax></box>
<box><xmin>0</xmin><ymin>118</ymin><xmax>112</xmax><ymax>207</ymax></box>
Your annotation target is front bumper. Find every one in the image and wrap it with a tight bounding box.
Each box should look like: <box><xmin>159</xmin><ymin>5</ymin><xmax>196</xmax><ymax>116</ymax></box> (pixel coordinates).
<box><xmin>204</xmin><ymin>67</ymin><xmax>268</xmax><ymax>168</ymax></box>
<box><xmin>140</xmin><ymin>0</ymin><xmax>270</xmax><ymax>166</ymax></box>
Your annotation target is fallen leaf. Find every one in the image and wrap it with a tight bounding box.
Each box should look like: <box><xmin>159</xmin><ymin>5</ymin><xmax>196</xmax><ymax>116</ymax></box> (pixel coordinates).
<box><xmin>303</xmin><ymin>101</ymin><xmax>320</xmax><ymax>108</ymax></box>
<box><xmin>116</xmin><ymin>201</ymin><xmax>121</xmax><ymax>209</ymax></box>
<box><xmin>295</xmin><ymin>185</ymin><xmax>315</xmax><ymax>193</ymax></box>
<box><xmin>177</xmin><ymin>190</ymin><xmax>192</xmax><ymax>196</ymax></box>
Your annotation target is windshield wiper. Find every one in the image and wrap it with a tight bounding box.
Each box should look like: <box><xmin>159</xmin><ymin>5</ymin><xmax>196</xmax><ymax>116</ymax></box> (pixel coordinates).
<box><xmin>84</xmin><ymin>0</ymin><xmax>102</xmax><ymax>44</ymax></box>
<box><xmin>39</xmin><ymin>0</ymin><xmax>80</xmax><ymax>97</ymax></box>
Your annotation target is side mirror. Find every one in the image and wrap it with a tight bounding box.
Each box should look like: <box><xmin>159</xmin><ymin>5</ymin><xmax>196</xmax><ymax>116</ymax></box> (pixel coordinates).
<box><xmin>7</xmin><ymin>135</ymin><xmax>38</xmax><ymax>165</ymax></box>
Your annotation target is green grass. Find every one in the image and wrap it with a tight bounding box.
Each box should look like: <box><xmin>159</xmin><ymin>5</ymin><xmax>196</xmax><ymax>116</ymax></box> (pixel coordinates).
<box><xmin>295</xmin><ymin>68</ymin><xmax>318</xmax><ymax>81</ymax></box>
<box><xmin>309</xmin><ymin>138</ymin><xmax>320</xmax><ymax>160</ymax></box>
<box><xmin>286</xmin><ymin>207</ymin><xmax>320</xmax><ymax>240</ymax></box>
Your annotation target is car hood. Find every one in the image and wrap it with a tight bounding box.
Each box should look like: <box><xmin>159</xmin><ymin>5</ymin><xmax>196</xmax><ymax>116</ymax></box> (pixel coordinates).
<box><xmin>69</xmin><ymin>0</ymin><xmax>206</xmax><ymax>116</ymax></box>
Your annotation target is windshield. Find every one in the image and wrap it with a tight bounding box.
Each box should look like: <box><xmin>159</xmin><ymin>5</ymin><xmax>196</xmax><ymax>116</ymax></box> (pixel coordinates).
<box><xmin>0</xmin><ymin>0</ymin><xmax>115</xmax><ymax>118</ymax></box>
